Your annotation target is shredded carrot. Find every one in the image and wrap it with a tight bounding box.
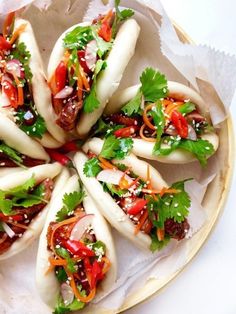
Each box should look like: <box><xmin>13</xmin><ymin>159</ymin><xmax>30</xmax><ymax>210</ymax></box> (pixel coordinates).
<box><xmin>139</xmin><ymin>124</ymin><xmax>156</xmax><ymax>142</ymax></box>
<box><xmin>157</xmin><ymin>228</ymin><xmax>165</xmax><ymax>241</ymax></box>
<box><xmin>3</xmin><ymin>12</ymin><xmax>15</xmax><ymax>39</ymax></box>
<box><xmin>143</xmin><ymin>104</ymin><xmax>156</xmax><ymax>130</ymax></box>
<box><xmin>101</xmin><ymin>256</ymin><xmax>111</xmax><ymax>274</ymax></box>
<box><xmin>98</xmin><ymin>156</ymin><xmax>117</xmax><ymax>170</ymax></box>
<box><xmin>146</xmin><ymin>165</ymin><xmax>151</xmax><ymax>189</ymax></box>
<box><xmin>67</xmin><ymin>270</ymin><xmax>96</xmax><ymax>303</ymax></box>
<box><xmin>50</xmin><ymin>216</ymin><xmax>78</xmax><ymax>256</ymax></box>
<box><xmin>162</xmin><ymin>99</ymin><xmax>173</xmax><ymax>107</ymax></box>
<box><xmin>159</xmin><ymin>187</ymin><xmax>180</xmax><ymax>197</ymax></box>
<box><xmin>134</xmin><ymin>209</ymin><xmax>149</xmax><ymax>235</ymax></box>
<box><xmin>9</xmin><ymin>24</ymin><xmax>27</xmax><ymax>45</ymax></box>
<box><xmin>119</xmin><ymin>167</ymin><xmax>132</xmax><ymax>189</ymax></box>
<box><xmin>63</xmin><ymin>50</ymin><xmax>71</xmax><ymax>66</ymax></box>
<box><xmin>49</xmin><ymin>257</ymin><xmax>67</xmax><ymax>267</ymax></box>
<box><xmin>79</xmin><ymin>66</ymin><xmax>90</xmax><ymax>92</ymax></box>
<box><xmin>127</xmin><ymin>176</ymin><xmax>141</xmax><ymax>189</ymax></box>
<box><xmin>165</xmin><ymin>102</ymin><xmax>180</xmax><ymax>117</ymax></box>
<box><xmin>77</xmin><ymin>69</ymin><xmax>83</xmax><ymax>101</ymax></box>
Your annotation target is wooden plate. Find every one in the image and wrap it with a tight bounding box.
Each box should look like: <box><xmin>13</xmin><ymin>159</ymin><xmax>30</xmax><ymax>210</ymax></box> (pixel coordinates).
<box><xmin>118</xmin><ymin>24</ymin><xmax>235</xmax><ymax>313</ymax></box>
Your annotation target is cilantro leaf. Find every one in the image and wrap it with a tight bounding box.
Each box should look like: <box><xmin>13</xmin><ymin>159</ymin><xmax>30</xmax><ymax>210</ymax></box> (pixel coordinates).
<box><xmin>150</xmin><ymin>234</ymin><xmax>170</xmax><ymax>252</ymax></box>
<box><xmin>115</xmin><ymin>0</ymin><xmax>134</xmax><ymax>21</ymax></box>
<box><xmin>91</xmin><ymin>27</ymin><xmax>113</xmax><ymax>58</ymax></box>
<box><xmin>56</xmin><ymin>247</ymin><xmax>77</xmax><ymax>273</ymax></box>
<box><xmin>63</xmin><ymin>26</ymin><xmax>93</xmax><ymax>50</ymax></box>
<box><xmin>0</xmin><ymin>191</ymin><xmax>15</xmax><ymax>216</ymax></box>
<box><xmin>83</xmin><ymin>84</ymin><xmax>100</xmax><ymax>113</ymax></box>
<box><xmin>100</xmin><ymin>135</ymin><xmax>121</xmax><ymax>159</ymax></box>
<box><xmin>147</xmin><ymin>180</ymin><xmax>191</xmax><ymax>229</ymax></box>
<box><xmin>83</xmin><ymin>157</ymin><xmax>101</xmax><ymax>177</ymax></box>
<box><xmin>100</xmin><ymin>135</ymin><xmax>133</xmax><ymax>160</ymax></box>
<box><xmin>54</xmin><ymin>295</ymin><xmax>85</xmax><ymax>314</ymax></box>
<box><xmin>121</xmin><ymin>89</ymin><xmax>142</xmax><ymax>116</ymax></box>
<box><xmin>10</xmin><ymin>176</ymin><xmax>35</xmax><ymax>194</ymax></box>
<box><xmin>178</xmin><ymin>101</ymin><xmax>196</xmax><ymax>116</ymax></box>
<box><xmin>56</xmin><ymin>190</ymin><xmax>85</xmax><ymax>222</ymax></box>
<box><xmin>0</xmin><ymin>143</ymin><xmax>23</xmax><ymax>164</ymax></box>
<box><xmin>16</xmin><ymin>110</ymin><xmax>47</xmax><ymax>139</ymax></box>
<box><xmin>178</xmin><ymin>139</ymin><xmax>214</xmax><ymax>166</ymax></box>
<box><xmin>116</xmin><ymin>138</ymin><xmax>133</xmax><ymax>159</ymax></box>
<box><xmin>9</xmin><ymin>42</ymin><xmax>33</xmax><ymax>83</ymax></box>
<box><xmin>140</xmin><ymin>68</ymin><xmax>168</xmax><ymax>102</ymax></box>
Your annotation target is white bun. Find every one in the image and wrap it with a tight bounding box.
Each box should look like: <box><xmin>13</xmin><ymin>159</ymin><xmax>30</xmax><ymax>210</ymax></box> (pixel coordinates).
<box><xmin>0</xmin><ymin>113</ymin><xmax>49</xmax><ymax>161</ymax></box>
<box><xmin>104</xmin><ymin>82</ymin><xmax>219</xmax><ymax>163</ymax></box>
<box><xmin>36</xmin><ymin>174</ymin><xmax>116</xmax><ymax>308</ymax></box>
<box><xmin>0</xmin><ymin>163</ymin><xmax>63</xmax><ymax>261</ymax></box>
<box><xmin>76</xmin><ymin>19</ymin><xmax>140</xmax><ymax>138</ymax></box>
<box><xmin>15</xmin><ymin>18</ymin><xmax>67</xmax><ymax>145</ymax></box>
<box><xmin>75</xmin><ymin>138</ymin><xmax>168</xmax><ymax>250</ymax></box>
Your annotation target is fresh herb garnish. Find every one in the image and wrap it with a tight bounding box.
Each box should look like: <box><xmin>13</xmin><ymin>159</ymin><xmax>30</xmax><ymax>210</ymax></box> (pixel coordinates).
<box><xmin>83</xmin><ymin>157</ymin><xmax>102</xmax><ymax>177</ymax></box>
<box><xmin>121</xmin><ymin>90</ymin><xmax>143</xmax><ymax>116</ymax></box>
<box><xmin>140</xmin><ymin>67</ymin><xmax>168</xmax><ymax>102</ymax></box>
<box><xmin>0</xmin><ymin>142</ymin><xmax>23</xmax><ymax>164</ymax></box>
<box><xmin>0</xmin><ymin>176</ymin><xmax>46</xmax><ymax>216</ymax></box>
<box><xmin>178</xmin><ymin>101</ymin><xmax>196</xmax><ymax>116</ymax></box>
<box><xmin>56</xmin><ymin>190</ymin><xmax>85</xmax><ymax>222</ymax></box>
<box><xmin>150</xmin><ymin>234</ymin><xmax>170</xmax><ymax>253</ymax></box>
<box><xmin>99</xmin><ymin>135</ymin><xmax>133</xmax><ymax>160</ymax></box>
<box><xmin>53</xmin><ymin>294</ymin><xmax>85</xmax><ymax>314</ymax></box>
<box><xmin>151</xmin><ymin>101</ymin><xmax>165</xmax><ymax>152</ymax></box>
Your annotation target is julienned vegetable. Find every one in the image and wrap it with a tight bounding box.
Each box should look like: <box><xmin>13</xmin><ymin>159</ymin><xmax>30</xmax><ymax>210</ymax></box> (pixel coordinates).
<box><xmin>0</xmin><ymin>12</ymin><xmax>47</xmax><ymax>139</ymax></box>
<box><xmin>47</xmin><ymin>0</ymin><xmax>140</xmax><ymax>139</ymax></box>
<box><xmin>0</xmin><ymin>163</ymin><xmax>62</xmax><ymax>260</ymax></box>
<box><xmin>74</xmin><ymin>143</ymin><xmax>191</xmax><ymax>252</ymax></box>
<box><xmin>36</xmin><ymin>175</ymin><xmax>116</xmax><ymax>313</ymax></box>
<box><xmin>100</xmin><ymin>67</ymin><xmax>219</xmax><ymax>166</ymax></box>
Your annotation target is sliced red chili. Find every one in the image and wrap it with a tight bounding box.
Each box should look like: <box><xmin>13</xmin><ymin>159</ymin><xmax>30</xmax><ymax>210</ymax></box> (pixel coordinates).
<box><xmin>171</xmin><ymin>110</ymin><xmax>188</xmax><ymax>138</ymax></box>
<box><xmin>98</xmin><ymin>21</ymin><xmax>112</xmax><ymax>42</ymax></box>
<box><xmin>127</xmin><ymin>198</ymin><xmax>147</xmax><ymax>215</ymax></box>
<box><xmin>0</xmin><ymin>213</ymin><xmax>23</xmax><ymax>222</ymax></box>
<box><xmin>55</xmin><ymin>61</ymin><xmax>67</xmax><ymax>93</ymax></box>
<box><xmin>77</xmin><ymin>50</ymin><xmax>91</xmax><ymax>75</ymax></box>
<box><xmin>65</xmin><ymin>239</ymin><xmax>95</xmax><ymax>257</ymax></box>
<box><xmin>2</xmin><ymin>80</ymin><xmax>17</xmax><ymax>108</ymax></box>
<box><xmin>114</xmin><ymin>126</ymin><xmax>138</xmax><ymax>138</ymax></box>
<box><xmin>90</xmin><ymin>260</ymin><xmax>104</xmax><ymax>289</ymax></box>
<box><xmin>0</xmin><ymin>35</ymin><xmax>12</xmax><ymax>51</ymax></box>
<box><xmin>46</xmin><ymin>149</ymin><xmax>73</xmax><ymax>168</ymax></box>
<box><xmin>59</xmin><ymin>140</ymin><xmax>81</xmax><ymax>153</ymax></box>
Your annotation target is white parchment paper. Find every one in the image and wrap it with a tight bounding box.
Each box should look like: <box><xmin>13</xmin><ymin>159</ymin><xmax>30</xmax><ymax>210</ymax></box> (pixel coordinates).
<box><xmin>0</xmin><ymin>0</ymin><xmax>235</xmax><ymax>313</ymax></box>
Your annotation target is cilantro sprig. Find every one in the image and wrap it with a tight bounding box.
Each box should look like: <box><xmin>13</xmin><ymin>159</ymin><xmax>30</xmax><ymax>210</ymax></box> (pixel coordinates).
<box><xmin>56</xmin><ymin>190</ymin><xmax>85</xmax><ymax>222</ymax></box>
<box><xmin>0</xmin><ymin>176</ymin><xmax>46</xmax><ymax>216</ymax></box>
<box><xmin>0</xmin><ymin>142</ymin><xmax>23</xmax><ymax>166</ymax></box>
<box><xmin>99</xmin><ymin>135</ymin><xmax>133</xmax><ymax>160</ymax></box>
<box><xmin>147</xmin><ymin>180</ymin><xmax>191</xmax><ymax>252</ymax></box>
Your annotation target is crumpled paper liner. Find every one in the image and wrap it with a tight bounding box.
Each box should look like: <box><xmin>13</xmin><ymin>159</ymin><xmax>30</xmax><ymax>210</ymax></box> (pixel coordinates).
<box><xmin>0</xmin><ymin>0</ymin><xmax>235</xmax><ymax>313</ymax></box>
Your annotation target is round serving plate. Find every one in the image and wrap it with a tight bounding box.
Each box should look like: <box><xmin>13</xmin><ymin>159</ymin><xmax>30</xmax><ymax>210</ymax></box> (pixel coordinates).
<box><xmin>118</xmin><ymin>24</ymin><xmax>235</xmax><ymax>312</ymax></box>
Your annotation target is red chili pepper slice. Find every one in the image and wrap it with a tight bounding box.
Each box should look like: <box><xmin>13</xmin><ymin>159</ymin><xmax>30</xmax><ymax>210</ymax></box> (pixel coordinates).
<box><xmin>127</xmin><ymin>198</ymin><xmax>147</xmax><ymax>215</ymax></box>
<box><xmin>0</xmin><ymin>35</ymin><xmax>12</xmax><ymax>51</ymax></box>
<box><xmin>45</xmin><ymin>149</ymin><xmax>73</xmax><ymax>168</ymax></box>
<box><xmin>2</xmin><ymin>80</ymin><xmax>18</xmax><ymax>108</ymax></box>
<box><xmin>65</xmin><ymin>239</ymin><xmax>95</xmax><ymax>257</ymax></box>
<box><xmin>171</xmin><ymin>110</ymin><xmax>188</xmax><ymax>138</ymax></box>
<box><xmin>59</xmin><ymin>140</ymin><xmax>81</xmax><ymax>153</ymax></box>
<box><xmin>108</xmin><ymin>114</ymin><xmax>138</xmax><ymax>127</ymax></box>
<box><xmin>114</xmin><ymin>126</ymin><xmax>138</xmax><ymax>138</ymax></box>
<box><xmin>98</xmin><ymin>21</ymin><xmax>112</xmax><ymax>42</ymax></box>
<box><xmin>90</xmin><ymin>260</ymin><xmax>104</xmax><ymax>289</ymax></box>
<box><xmin>0</xmin><ymin>213</ymin><xmax>23</xmax><ymax>221</ymax></box>
<box><xmin>77</xmin><ymin>50</ymin><xmax>91</xmax><ymax>75</ymax></box>
<box><xmin>55</xmin><ymin>61</ymin><xmax>67</xmax><ymax>93</ymax></box>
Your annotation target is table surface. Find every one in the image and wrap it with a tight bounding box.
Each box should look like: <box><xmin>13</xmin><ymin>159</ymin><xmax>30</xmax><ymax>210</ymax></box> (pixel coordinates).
<box><xmin>127</xmin><ymin>1</ymin><xmax>236</xmax><ymax>314</ymax></box>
